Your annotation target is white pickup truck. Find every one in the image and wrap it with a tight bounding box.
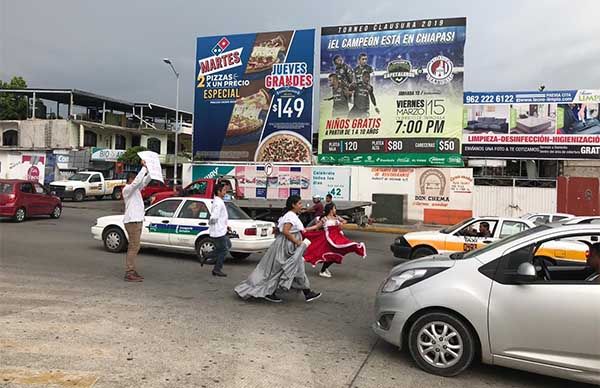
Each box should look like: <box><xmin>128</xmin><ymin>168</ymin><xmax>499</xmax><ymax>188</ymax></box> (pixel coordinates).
<box><xmin>49</xmin><ymin>171</ymin><xmax>126</xmax><ymax>202</ymax></box>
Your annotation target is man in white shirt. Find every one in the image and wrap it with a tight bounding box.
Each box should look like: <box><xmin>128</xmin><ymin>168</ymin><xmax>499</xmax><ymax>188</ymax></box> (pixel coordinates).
<box><xmin>207</xmin><ymin>182</ymin><xmax>231</xmax><ymax>277</ymax></box>
<box><xmin>122</xmin><ymin>160</ymin><xmax>152</xmax><ymax>282</ymax></box>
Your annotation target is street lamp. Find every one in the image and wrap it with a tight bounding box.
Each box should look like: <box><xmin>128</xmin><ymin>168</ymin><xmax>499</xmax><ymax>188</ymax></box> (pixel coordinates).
<box><xmin>163</xmin><ymin>58</ymin><xmax>180</xmax><ymax>186</ymax></box>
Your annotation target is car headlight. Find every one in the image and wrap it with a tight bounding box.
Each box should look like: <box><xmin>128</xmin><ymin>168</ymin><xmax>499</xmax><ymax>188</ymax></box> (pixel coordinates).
<box><xmin>65</xmin><ymin>186</ymin><xmax>74</xmax><ymax>191</ymax></box>
<box><xmin>381</xmin><ymin>267</ymin><xmax>448</xmax><ymax>293</ymax></box>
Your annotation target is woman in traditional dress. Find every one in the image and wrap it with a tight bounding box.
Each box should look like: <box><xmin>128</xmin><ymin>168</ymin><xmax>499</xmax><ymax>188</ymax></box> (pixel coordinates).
<box><xmin>234</xmin><ymin>195</ymin><xmax>323</xmax><ymax>303</ymax></box>
<box><xmin>303</xmin><ymin>203</ymin><xmax>367</xmax><ymax>278</ymax></box>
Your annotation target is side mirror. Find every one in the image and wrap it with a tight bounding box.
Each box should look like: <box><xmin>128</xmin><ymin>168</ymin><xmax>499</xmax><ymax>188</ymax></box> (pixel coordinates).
<box><xmin>514</xmin><ymin>262</ymin><xmax>537</xmax><ymax>283</ymax></box>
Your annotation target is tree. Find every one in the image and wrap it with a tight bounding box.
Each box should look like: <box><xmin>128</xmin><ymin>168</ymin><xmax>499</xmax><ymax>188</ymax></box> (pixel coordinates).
<box><xmin>0</xmin><ymin>76</ymin><xmax>28</xmax><ymax>120</ymax></box>
<box><xmin>118</xmin><ymin>146</ymin><xmax>148</xmax><ymax>166</ymax></box>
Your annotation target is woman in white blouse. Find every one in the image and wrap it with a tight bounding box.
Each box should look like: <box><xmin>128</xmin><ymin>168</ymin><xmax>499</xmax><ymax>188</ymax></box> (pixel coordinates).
<box><xmin>235</xmin><ymin>195</ymin><xmax>323</xmax><ymax>303</ymax></box>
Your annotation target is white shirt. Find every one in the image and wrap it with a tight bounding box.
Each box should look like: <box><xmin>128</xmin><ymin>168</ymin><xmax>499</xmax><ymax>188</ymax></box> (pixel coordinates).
<box><xmin>122</xmin><ymin>167</ymin><xmax>152</xmax><ymax>223</ymax></box>
<box><xmin>278</xmin><ymin>211</ymin><xmax>305</xmax><ymax>233</ymax></box>
<box><xmin>209</xmin><ymin>196</ymin><xmax>228</xmax><ymax>237</ymax></box>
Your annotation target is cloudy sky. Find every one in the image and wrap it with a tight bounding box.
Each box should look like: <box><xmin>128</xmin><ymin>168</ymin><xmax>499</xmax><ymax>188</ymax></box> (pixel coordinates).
<box><xmin>1</xmin><ymin>0</ymin><xmax>599</xmax><ymax>112</ymax></box>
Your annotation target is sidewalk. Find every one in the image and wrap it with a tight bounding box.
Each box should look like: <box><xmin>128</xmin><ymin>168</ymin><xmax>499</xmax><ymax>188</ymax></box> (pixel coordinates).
<box><xmin>344</xmin><ymin>222</ymin><xmax>440</xmax><ymax>235</ymax></box>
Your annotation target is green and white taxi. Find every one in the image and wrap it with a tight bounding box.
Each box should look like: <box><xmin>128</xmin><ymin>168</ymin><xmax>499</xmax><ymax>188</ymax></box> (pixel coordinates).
<box><xmin>91</xmin><ymin>197</ymin><xmax>275</xmax><ymax>261</ymax></box>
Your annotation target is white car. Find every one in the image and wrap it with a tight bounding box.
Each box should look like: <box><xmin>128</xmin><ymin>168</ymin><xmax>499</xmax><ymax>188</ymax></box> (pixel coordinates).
<box><xmin>391</xmin><ymin>217</ymin><xmax>536</xmax><ymax>260</ymax></box>
<box><xmin>92</xmin><ymin>197</ymin><xmax>275</xmax><ymax>260</ymax></box>
<box><xmin>520</xmin><ymin>212</ymin><xmax>574</xmax><ymax>224</ymax></box>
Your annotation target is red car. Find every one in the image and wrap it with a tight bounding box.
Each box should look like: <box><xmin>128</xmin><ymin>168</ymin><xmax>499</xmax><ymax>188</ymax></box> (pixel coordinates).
<box><xmin>0</xmin><ymin>179</ymin><xmax>62</xmax><ymax>222</ymax></box>
<box><xmin>141</xmin><ymin>179</ymin><xmax>173</xmax><ymax>203</ymax></box>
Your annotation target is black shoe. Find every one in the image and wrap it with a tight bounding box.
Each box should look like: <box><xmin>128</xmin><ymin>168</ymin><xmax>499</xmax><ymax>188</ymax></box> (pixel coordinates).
<box><xmin>212</xmin><ymin>270</ymin><xmax>227</xmax><ymax>277</ymax></box>
<box><xmin>304</xmin><ymin>291</ymin><xmax>321</xmax><ymax>302</ymax></box>
<box><xmin>264</xmin><ymin>293</ymin><xmax>282</xmax><ymax>303</ymax></box>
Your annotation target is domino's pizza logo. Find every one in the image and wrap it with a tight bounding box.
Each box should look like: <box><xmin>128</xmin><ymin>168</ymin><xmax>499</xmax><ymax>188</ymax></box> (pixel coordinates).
<box><xmin>211</xmin><ymin>37</ymin><xmax>230</xmax><ymax>56</ymax></box>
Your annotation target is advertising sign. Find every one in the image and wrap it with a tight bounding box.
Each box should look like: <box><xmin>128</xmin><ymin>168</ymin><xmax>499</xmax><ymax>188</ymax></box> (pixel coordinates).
<box><xmin>318</xmin><ymin>18</ymin><xmax>466</xmax><ymax>166</ymax></box>
<box><xmin>91</xmin><ymin>148</ymin><xmax>125</xmax><ymax>162</ymax></box>
<box><xmin>311</xmin><ymin>167</ymin><xmax>351</xmax><ymax>200</ymax></box>
<box><xmin>193</xmin><ymin>30</ymin><xmax>315</xmax><ymax>163</ymax></box>
<box><xmin>463</xmin><ymin>89</ymin><xmax>600</xmax><ymax>159</ymax></box>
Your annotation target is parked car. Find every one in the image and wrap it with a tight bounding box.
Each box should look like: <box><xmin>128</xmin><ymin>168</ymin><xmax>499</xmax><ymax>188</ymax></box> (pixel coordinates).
<box><xmin>520</xmin><ymin>212</ymin><xmax>574</xmax><ymax>224</ymax></box>
<box><xmin>0</xmin><ymin>179</ymin><xmax>62</xmax><ymax>222</ymax></box>
<box><xmin>391</xmin><ymin>217</ymin><xmax>535</xmax><ymax>260</ymax></box>
<box><xmin>50</xmin><ymin>171</ymin><xmax>125</xmax><ymax>202</ymax></box>
<box><xmin>561</xmin><ymin>216</ymin><xmax>600</xmax><ymax>225</ymax></box>
<box><xmin>141</xmin><ymin>179</ymin><xmax>173</xmax><ymax>204</ymax></box>
<box><xmin>91</xmin><ymin>197</ymin><xmax>276</xmax><ymax>260</ymax></box>
<box><xmin>374</xmin><ymin>223</ymin><xmax>599</xmax><ymax>384</ymax></box>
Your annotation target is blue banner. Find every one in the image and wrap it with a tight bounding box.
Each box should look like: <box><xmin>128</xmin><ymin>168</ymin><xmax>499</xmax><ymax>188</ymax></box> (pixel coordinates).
<box><xmin>193</xmin><ymin>30</ymin><xmax>315</xmax><ymax>163</ymax></box>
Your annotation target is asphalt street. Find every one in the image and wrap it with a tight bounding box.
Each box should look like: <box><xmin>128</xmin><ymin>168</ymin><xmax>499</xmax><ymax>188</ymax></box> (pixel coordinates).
<box><xmin>0</xmin><ymin>200</ymin><xmax>593</xmax><ymax>388</ymax></box>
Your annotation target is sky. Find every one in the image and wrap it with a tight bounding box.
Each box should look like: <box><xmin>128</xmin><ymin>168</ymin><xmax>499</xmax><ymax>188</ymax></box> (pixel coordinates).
<box><xmin>1</xmin><ymin>0</ymin><xmax>599</xmax><ymax>112</ymax></box>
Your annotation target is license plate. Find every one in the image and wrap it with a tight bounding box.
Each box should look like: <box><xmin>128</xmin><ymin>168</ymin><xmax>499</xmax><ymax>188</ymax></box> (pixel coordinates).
<box><xmin>261</xmin><ymin>229</ymin><xmax>267</xmax><ymax>237</ymax></box>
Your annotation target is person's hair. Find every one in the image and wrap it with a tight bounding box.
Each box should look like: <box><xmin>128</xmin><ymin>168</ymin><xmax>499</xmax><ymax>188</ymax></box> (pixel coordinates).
<box><xmin>326</xmin><ymin>193</ymin><xmax>333</xmax><ymax>199</ymax></box>
<box><xmin>328</xmin><ymin>73</ymin><xmax>338</xmax><ymax>79</ymax></box>
<box><xmin>213</xmin><ymin>182</ymin><xmax>226</xmax><ymax>196</ymax></box>
<box><xmin>590</xmin><ymin>242</ymin><xmax>600</xmax><ymax>258</ymax></box>
<box><xmin>359</xmin><ymin>53</ymin><xmax>367</xmax><ymax>59</ymax></box>
<box><xmin>323</xmin><ymin>203</ymin><xmax>335</xmax><ymax>217</ymax></box>
<box><xmin>283</xmin><ymin>195</ymin><xmax>302</xmax><ymax>215</ymax></box>
<box><xmin>127</xmin><ymin>172</ymin><xmax>137</xmax><ymax>183</ymax></box>
<box><xmin>333</xmin><ymin>55</ymin><xmax>342</xmax><ymax>63</ymax></box>
<box><xmin>480</xmin><ymin>222</ymin><xmax>490</xmax><ymax>229</ymax></box>
<box><xmin>219</xmin><ymin>179</ymin><xmax>231</xmax><ymax>187</ymax></box>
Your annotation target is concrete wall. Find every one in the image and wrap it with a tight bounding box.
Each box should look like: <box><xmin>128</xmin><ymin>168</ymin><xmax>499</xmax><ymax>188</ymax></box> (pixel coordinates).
<box><xmin>564</xmin><ymin>160</ymin><xmax>600</xmax><ymax>177</ymax></box>
<box><xmin>1</xmin><ymin>120</ymin><xmax>78</xmax><ymax>149</ymax></box>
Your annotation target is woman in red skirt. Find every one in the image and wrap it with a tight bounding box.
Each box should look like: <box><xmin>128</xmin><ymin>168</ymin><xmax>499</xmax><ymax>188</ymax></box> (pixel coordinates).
<box><xmin>303</xmin><ymin>203</ymin><xmax>367</xmax><ymax>278</ymax></box>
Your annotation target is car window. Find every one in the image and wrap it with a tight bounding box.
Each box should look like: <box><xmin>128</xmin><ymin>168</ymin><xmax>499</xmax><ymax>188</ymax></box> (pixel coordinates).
<box><xmin>187</xmin><ymin>182</ymin><xmax>208</xmax><ymax>195</ymax></box>
<box><xmin>457</xmin><ymin>220</ymin><xmax>497</xmax><ymax>238</ymax></box>
<box><xmin>588</xmin><ymin>219</ymin><xmax>600</xmax><ymax>224</ymax></box>
<box><xmin>33</xmin><ymin>184</ymin><xmax>45</xmax><ymax>194</ymax></box>
<box><xmin>0</xmin><ymin>183</ymin><xmax>14</xmax><ymax>193</ymax></box>
<box><xmin>89</xmin><ymin>175</ymin><xmax>101</xmax><ymax>183</ymax></box>
<box><xmin>440</xmin><ymin>218</ymin><xmax>474</xmax><ymax>234</ymax></box>
<box><xmin>531</xmin><ymin>215</ymin><xmax>550</xmax><ymax>224</ymax></box>
<box><xmin>146</xmin><ymin>199</ymin><xmax>182</xmax><ymax>218</ymax></box>
<box><xmin>462</xmin><ymin>225</ymin><xmax>550</xmax><ymax>260</ymax></box>
<box><xmin>499</xmin><ymin>221</ymin><xmax>530</xmax><ymax>238</ymax></box>
<box><xmin>226</xmin><ymin>202</ymin><xmax>251</xmax><ymax>220</ymax></box>
<box><xmin>178</xmin><ymin>201</ymin><xmax>210</xmax><ymax>219</ymax></box>
<box><xmin>69</xmin><ymin>173</ymin><xmax>91</xmax><ymax>181</ymax></box>
<box><xmin>20</xmin><ymin>183</ymin><xmax>33</xmax><ymax>193</ymax></box>
<box><xmin>553</xmin><ymin>215</ymin><xmax>569</xmax><ymax>221</ymax></box>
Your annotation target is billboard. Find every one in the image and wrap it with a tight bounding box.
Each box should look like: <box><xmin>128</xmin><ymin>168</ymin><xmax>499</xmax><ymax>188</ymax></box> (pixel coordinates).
<box><xmin>193</xmin><ymin>30</ymin><xmax>315</xmax><ymax>163</ymax></box>
<box><xmin>463</xmin><ymin>90</ymin><xmax>600</xmax><ymax>159</ymax></box>
<box><xmin>318</xmin><ymin>18</ymin><xmax>466</xmax><ymax>167</ymax></box>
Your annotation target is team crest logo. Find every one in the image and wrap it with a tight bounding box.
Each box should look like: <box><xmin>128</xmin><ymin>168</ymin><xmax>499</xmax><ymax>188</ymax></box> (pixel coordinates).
<box><xmin>426</xmin><ymin>56</ymin><xmax>454</xmax><ymax>85</ymax></box>
<box><xmin>384</xmin><ymin>60</ymin><xmax>417</xmax><ymax>85</ymax></box>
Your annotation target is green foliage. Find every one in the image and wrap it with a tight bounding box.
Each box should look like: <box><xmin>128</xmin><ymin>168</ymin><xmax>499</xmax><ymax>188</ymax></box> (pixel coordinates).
<box><xmin>118</xmin><ymin>146</ymin><xmax>148</xmax><ymax>165</ymax></box>
<box><xmin>0</xmin><ymin>76</ymin><xmax>28</xmax><ymax>120</ymax></box>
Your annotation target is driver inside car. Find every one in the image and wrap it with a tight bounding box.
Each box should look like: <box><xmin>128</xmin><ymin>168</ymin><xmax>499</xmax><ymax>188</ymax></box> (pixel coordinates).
<box><xmin>586</xmin><ymin>242</ymin><xmax>600</xmax><ymax>282</ymax></box>
<box><xmin>477</xmin><ymin>222</ymin><xmax>492</xmax><ymax>238</ymax></box>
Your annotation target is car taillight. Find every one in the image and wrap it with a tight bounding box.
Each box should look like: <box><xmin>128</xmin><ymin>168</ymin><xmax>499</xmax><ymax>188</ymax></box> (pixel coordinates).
<box><xmin>244</xmin><ymin>228</ymin><xmax>257</xmax><ymax>236</ymax></box>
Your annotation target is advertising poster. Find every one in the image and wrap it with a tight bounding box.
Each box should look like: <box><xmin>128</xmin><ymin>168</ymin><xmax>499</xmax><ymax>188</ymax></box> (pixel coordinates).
<box><xmin>463</xmin><ymin>89</ymin><xmax>600</xmax><ymax>159</ymax></box>
<box><xmin>311</xmin><ymin>167</ymin><xmax>351</xmax><ymax>200</ymax></box>
<box><xmin>193</xmin><ymin>29</ymin><xmax>315</xmax><ymax>163</ymax></box>
<box><xmin>318</xmin><ymin>18</ymin><xmax>466</xmax><ymax>167</ymax></box>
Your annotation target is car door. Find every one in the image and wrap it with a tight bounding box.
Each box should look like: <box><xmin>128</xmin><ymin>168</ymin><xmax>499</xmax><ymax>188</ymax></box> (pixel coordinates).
<box><xmin>141</xmin><ymin>199</ymin><xmax>183</xmax><ymax>246</ymax></box>
<box><xmin>488</xmin><ymin>242</ymin><xmax>600</xmax><ymax>373</ymax></box>
<box><xmin>19</xmin><ymin>182</ymin><xmax>38</xmax><ymax>215</ymax></box>
<box><xmin>33</xmin><ymin>183</ymin><xmax>53</xmax><ymax>214</ymax></box>
<box><xmin>170</xmin><ymin>200</ymin><xmax>211</xmax><ymax>248</ymax></box>
<box><xmin>87</xmin><ymin>174</ymin><xmax>103</xmax><ymax>196</ymax></box>
<box><xmin>449</xmin><ymin>219</ymin><xmax>498</xmax><ymax>252</ymax></box>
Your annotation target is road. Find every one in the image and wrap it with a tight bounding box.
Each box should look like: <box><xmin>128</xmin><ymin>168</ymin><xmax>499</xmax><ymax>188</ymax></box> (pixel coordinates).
<box><xmin>0</xmin><ymin>200</ymin><xmax>593</xmax><ymax>388</ymax></box>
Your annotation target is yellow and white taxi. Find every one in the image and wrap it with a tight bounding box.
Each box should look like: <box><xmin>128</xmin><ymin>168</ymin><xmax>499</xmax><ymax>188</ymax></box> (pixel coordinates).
<box><xmin>391</xmin><ymin>217</ymin><xmax>536</xmax><ymax>260</ymax></box>
<box><xmin>92</xmin><ymin>197</ymin><xmax>275</xmax><ymax>261</ymax></box>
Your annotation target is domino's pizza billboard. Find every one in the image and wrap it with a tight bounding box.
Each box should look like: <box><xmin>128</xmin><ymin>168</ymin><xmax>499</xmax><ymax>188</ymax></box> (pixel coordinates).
<box><xmin>193</xmin><ymin>30</ymin><xmax>315</xmax><ymax>163</ymax></box>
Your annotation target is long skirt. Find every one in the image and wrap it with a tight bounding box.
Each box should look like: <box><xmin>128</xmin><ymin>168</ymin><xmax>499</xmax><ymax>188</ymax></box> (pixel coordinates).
<box><xmin>234</xmin><ymin>232</ymin><xmax>309</xmax><ymax>299</ymax></box>
<box><xmin>303</xmin><ymin>225</ymin><xmax>366</xmax><ymax>266</ymax></box>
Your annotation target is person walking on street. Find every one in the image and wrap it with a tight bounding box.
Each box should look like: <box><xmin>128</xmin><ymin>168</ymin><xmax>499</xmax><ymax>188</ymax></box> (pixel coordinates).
<box><xmin>206</xmin><ymin>183</ymin><xmax>231</xmax><ymax>277</ymax></box>
<box><xmin>123</xmin><ymin>160</ymin><xmax>152</xmax><ymax>282</ymax></box>
<box><xmin>235</xmin><ymin>195</ymin><xmax>323</xmax><ymax>303</ymax></box>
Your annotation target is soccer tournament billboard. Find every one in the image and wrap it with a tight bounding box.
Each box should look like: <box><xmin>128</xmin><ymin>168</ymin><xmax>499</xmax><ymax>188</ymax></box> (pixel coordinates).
<box><xmin>318</xmin><ymin>18</ymin><xmax>466</xmax><ymax>167</ymax></box>
<box><xmin>462</xmin><ymin>90</ymin><xmax>600</xmax><ymax>159</ymax></box>
<box><xmin>193</xmin><ymin>30</ymin><xmax>315</xmax><ymax>163</ymax></box>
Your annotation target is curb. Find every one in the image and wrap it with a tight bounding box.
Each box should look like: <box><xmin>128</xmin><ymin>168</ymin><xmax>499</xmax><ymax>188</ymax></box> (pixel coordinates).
<box><xmin>344</xmin><ymin>224</ymin><xmax>412</xmax><ymax>235</ymax></box>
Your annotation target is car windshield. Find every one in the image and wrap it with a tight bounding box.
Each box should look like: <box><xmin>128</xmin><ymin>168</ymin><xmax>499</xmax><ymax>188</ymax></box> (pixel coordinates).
<box><xmin>226</xmin><ymin>202</ymin><xmax>251</xmax><ymax>220</ymax></box>
<box><xmin>69</xmin><ymin>173</ymin><xmax>91</xmax><ymax>181</ymax></box>
<box><xmin>460</xmin><ymin>224</ymin><xmax>551</xmax><ymax>259</ymax></box>
<box><xmin>440</xmin><ymin>218</ymin><xmax>474</xmax><ymax>234</ymax></box>
<box><xmin>0</xmin><ymin>183</ymin><xmax>14</xmax><ymax>193</ymax></box>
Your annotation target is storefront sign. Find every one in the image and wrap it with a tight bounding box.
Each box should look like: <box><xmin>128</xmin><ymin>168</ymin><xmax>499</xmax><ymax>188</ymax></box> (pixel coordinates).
<box><xmin>91</xmin><ymin>148</ymin><xmax>125</xmax><ymax>162</ymax></box>
<box><xmin>318</xmin><ymin>18</ymin><xmax>466</xmax><ymax>166</ymax></box>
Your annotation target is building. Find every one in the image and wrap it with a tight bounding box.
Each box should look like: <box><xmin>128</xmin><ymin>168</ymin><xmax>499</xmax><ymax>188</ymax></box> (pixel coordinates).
<box><xmin>0</xmin><ymin>88</ymin><xmax>192</xmax><ymax>184</ymax></box>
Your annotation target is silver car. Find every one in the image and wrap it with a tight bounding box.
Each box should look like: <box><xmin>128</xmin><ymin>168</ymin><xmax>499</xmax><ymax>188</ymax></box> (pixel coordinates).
<box><xmin>373</xmin><ymin>223</ymin><xmax>600</xmax><ymax>384</ymax></box>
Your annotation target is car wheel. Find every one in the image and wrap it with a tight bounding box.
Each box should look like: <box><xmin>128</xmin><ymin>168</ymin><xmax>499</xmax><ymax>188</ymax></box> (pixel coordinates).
<box><xmin>95</xmin><ymin>195</ymin><xmax>104</xmax><ymax>200</ymax></box>
<box><xmin>13</xmin><ymin>207</ymin><xmax>26</xmax><ymax>223</ymax></box>
<box><xmin>195</xmin><ymin>237</ymin><xmax>216</xmax><ymax>263</ymax></box>
<box><xmin>408</xmin><ymin>311</ymin><xmax>476</xmax><ymax>377</ymax></box>
<box><xmin>103</xmin><ymin>227</ymin><xmax>127</xmax><ymax>253</ymax></box>
<box><xmin>230</xmin><ymin>252</ymin><xmax>250</xmax><ymax>260</ymax></box>
<box><xmin>411</xmin><ymin>247</ymin><xmax>436</xmax><ymax>260</ymax></box>
<box><xmin>73</xmin><ymin>189</ymin><xmax>85</xmax><ymax>202</ymax></box>
<box><xmin>50</xmin><ymin>206</ymin><xmax>62</xmax><ymax>219</ymax></box>
<box><xmin>111</xmin><ymin>188</ymin><xmax>122</xmax><ymax>200</ymax></box>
